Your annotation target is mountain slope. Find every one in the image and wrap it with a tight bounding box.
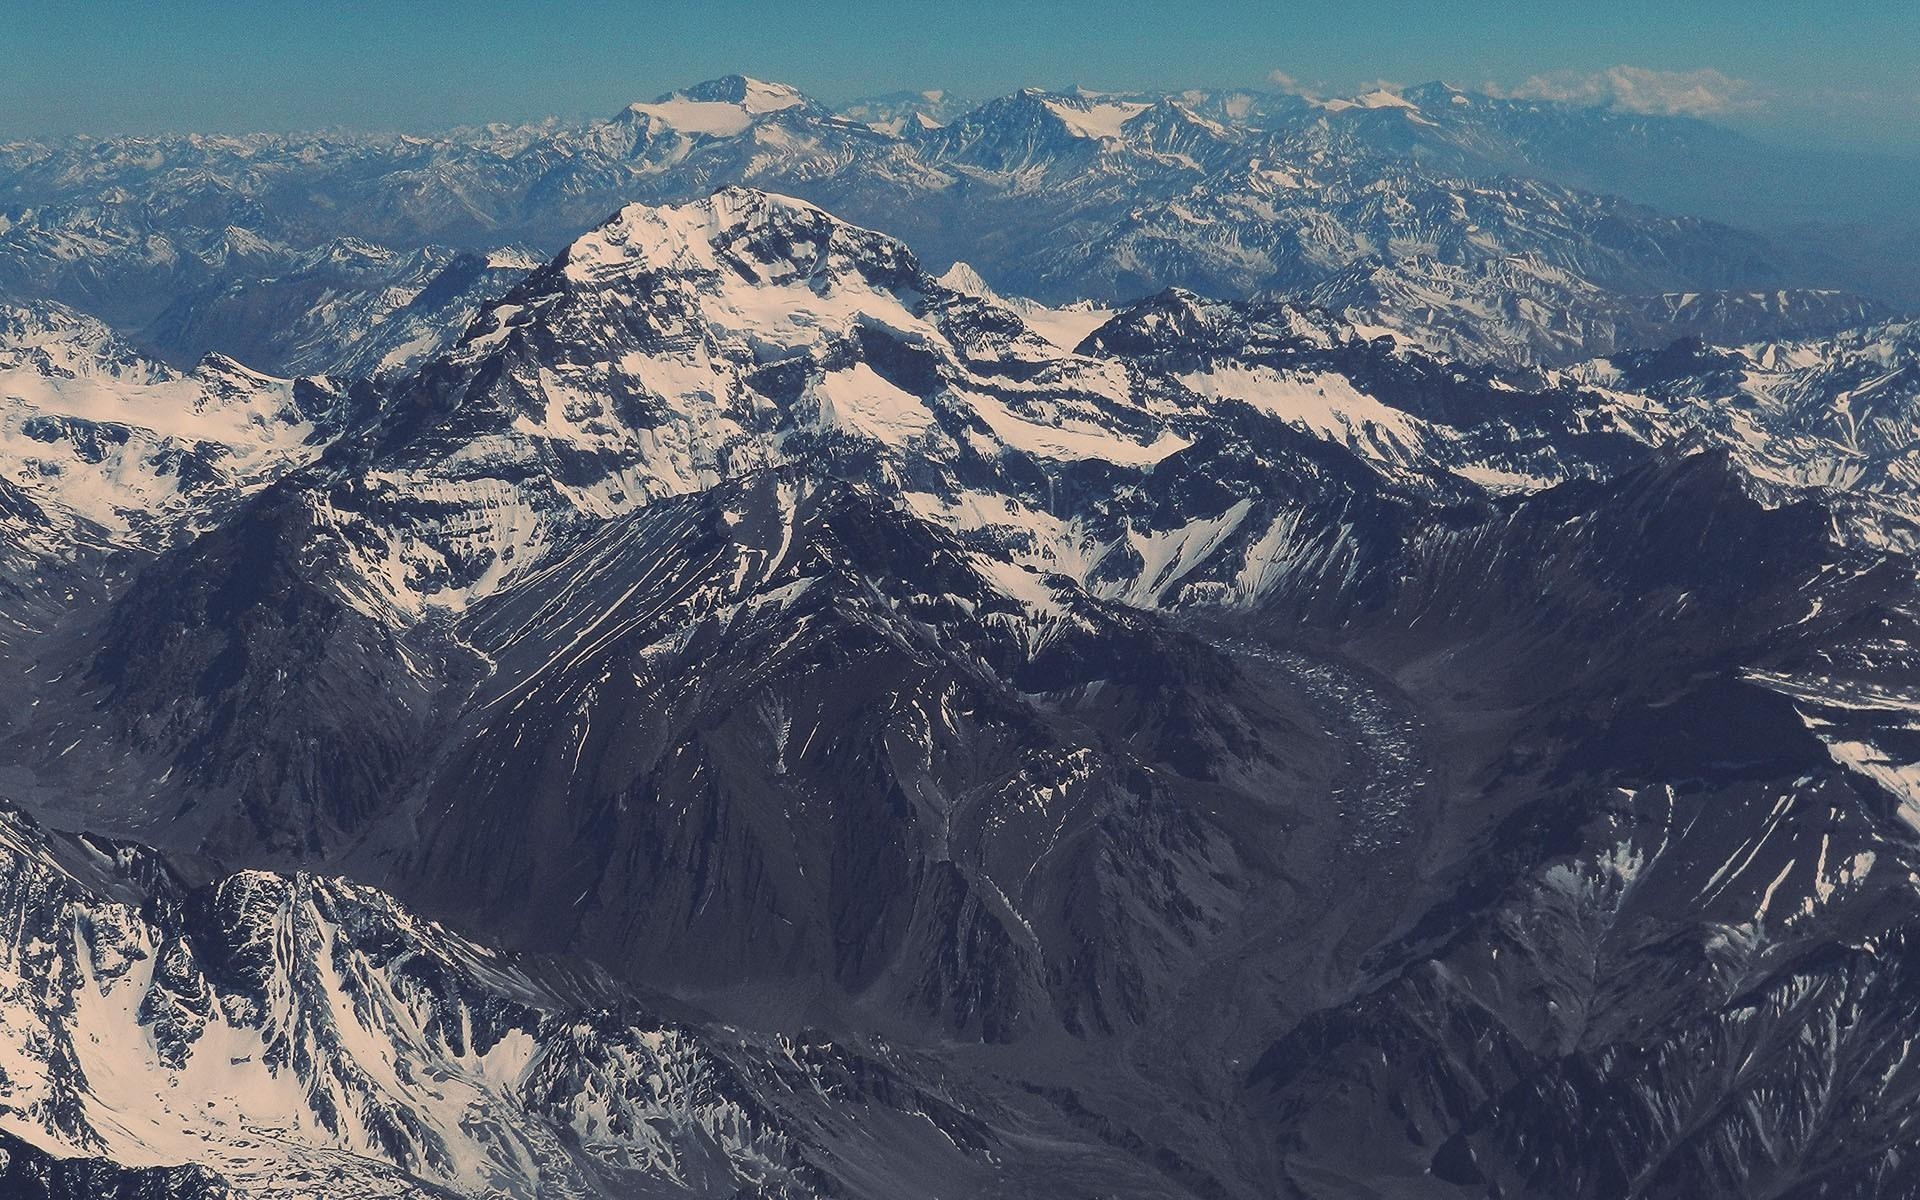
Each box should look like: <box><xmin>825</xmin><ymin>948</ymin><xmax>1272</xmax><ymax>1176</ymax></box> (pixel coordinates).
<box><xmin>3</xmin><ymin>188</ymin><xmax>1920</xmax><ymax>1198</ymax></box>
<box><xmin>0</xmin><ymin>799</ymin><xmax>1028</xmax><ymax>1199</ymax></box>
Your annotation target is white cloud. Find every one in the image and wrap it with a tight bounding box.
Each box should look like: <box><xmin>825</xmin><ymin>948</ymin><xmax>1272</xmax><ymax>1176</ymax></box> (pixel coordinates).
<box><xmin>1267</xmin><ymin>70</ymin><xmax>1314</xmax><ymax>98</ymax></box>
<box><xmin>1499</xmin><ymin>65</ymin><xmax>1764</xmax><ymax>118</ymax></box>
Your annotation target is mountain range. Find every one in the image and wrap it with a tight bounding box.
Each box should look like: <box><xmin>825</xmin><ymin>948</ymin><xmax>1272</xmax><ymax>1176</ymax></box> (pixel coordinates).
<box><xmin>1</xmin><ymin>76</ymin><xmax>1920</xmax><ymax>1199</ymax></box>
<box><xmin>3</xmin><ymin>75</ymin><xmax>1912</xmax><ymax>378</ymax></box>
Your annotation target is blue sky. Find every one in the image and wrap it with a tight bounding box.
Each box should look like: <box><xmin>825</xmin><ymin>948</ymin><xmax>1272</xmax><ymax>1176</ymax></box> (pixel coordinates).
<box><xmin>4</xmin><ymin>1</ymin><xmax>1915</xmax><ymax>151</ymax></box>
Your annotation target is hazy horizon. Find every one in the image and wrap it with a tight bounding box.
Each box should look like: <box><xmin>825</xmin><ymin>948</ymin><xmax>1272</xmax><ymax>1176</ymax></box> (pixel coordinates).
<box><xmin>4</xmin><ymin>0</ymin><xmax>1916</xmax><ymax>155</ymax></box>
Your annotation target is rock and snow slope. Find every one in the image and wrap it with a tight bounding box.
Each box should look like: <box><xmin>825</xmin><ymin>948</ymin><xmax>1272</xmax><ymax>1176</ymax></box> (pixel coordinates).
<box><xmin>0</xmin><ymin>801</ymin><xmax>1010</xmax><ymax>1198</ymax></box>
<box><xmin>2</xmin><ymin>187</ymin><xmax>1920</xmax><ymax>1198</ymax></box>
<box><xmin>0</xmin><ymin>302</ymin><xmax>343</xmax><ymax>550</ymax></box>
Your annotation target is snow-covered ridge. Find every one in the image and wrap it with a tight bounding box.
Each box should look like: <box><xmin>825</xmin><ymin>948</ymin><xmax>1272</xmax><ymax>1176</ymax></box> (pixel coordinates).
<box><xmin>674</xmin><ymin>74</ymin><xmax>810</xmax><ymax>115</ymax></box>
<box><xmin>0</xmin><ymin>301</ymin><xmax>338</xmax><ymax>548</ymax></box>
<box><xmin>558</xmin><ymin>186</ymin><xmax>850</xmax><ymax>282</ymax></box>
<box><xmin>34</xmin><ymin>185</ymin><xmax>1894</xmax><ymax>636</ymax></box>
<box><xmin>1037</xmin><ymin>93</ymin><xmax>1152</xmax><ymax>141</ymax></box>
<box><xmin>328</xmin><ymin>188</ymin><xmax>1186</xmax><ymax>617</ymax></box>
<box><xmin>934</xmin><ymin>261</ymin><xmax>1115</xmax><ymax>350</ymax></box>
<box><xmin>0</xmin><ymin>801</ymin><xmax>944</xmax><ymax>1197</ymax></box>
<box><xmin>1559</xmin><ymin>317</ymin><xmax>1920</xmax><ymax>548</ymax></box>
<box><xmin>622</xmin><ymin>74</ymin><xmax>811</xmax><ymax>136</ymax></box>
<box><xmin>6</xmin><ymin>187</ymin><xmax>1913</xmax><ymax>635</ymax></box>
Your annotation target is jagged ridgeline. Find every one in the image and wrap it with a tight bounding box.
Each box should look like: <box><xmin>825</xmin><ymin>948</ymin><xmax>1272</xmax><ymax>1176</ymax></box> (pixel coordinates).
<box><xmin>1</xmin><ymin>75</ymin><xmax>1905</xmax><ymax>381</ymax></box>
<box><xmin>0</xmin><ymin>150</ymin><xmax>1918</xmax><ymax>1197</ymax></box>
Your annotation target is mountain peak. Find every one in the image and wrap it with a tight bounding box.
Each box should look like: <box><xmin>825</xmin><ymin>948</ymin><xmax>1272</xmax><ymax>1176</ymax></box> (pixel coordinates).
<box><xmin>468</xmin><ymin>192</ymin><xmax>947</xmax><ymax>403</ymax></box>
<box><xmin>1322</xmin><ymin>86</ymin><xmax>1422</xmax><ymax>114</ymax></box>
<box><xmin>619</xmin><ymin>75</ymin><xmax>813</xmax><ymax>135</ymax></box>
<box><xmin>665</xmin><ymin>74</ymin><xmax>811</xmax><ymax>113</ymax></box>
<box><xmin>1401</xmin><ymin>80</ymin><xmax>1473</xmax><ymax>105</ymax></box>
<box><xmin>967</xmin><ymin>88</ymin><xmax>1152</xmax><ymax>142</ymax></box>
<box><xmin>563</xmin><ymin>187</ymin><xmax>841</xmax><ymax>281</ymax></box>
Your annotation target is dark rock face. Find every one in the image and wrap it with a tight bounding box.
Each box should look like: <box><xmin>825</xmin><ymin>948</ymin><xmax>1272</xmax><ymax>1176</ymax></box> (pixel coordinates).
<box><xmin>73</xmin><ymin>481</ymin><xmax>444</xmax><ymax>855</ymax></box>
<box><xmin>384</xmin><ymin>472</ymin><xmax>1246</xmax><ymax>1041</ymax></box>
<box><xmin>3</xmin><ymin>187</ymin><xmax>1920</xmax><ymax>1198</ymax></box>
<box><xmin>0</xmin><ymin>1129</ymin><xmax>230</xmax><ymax>1200</ymax></box>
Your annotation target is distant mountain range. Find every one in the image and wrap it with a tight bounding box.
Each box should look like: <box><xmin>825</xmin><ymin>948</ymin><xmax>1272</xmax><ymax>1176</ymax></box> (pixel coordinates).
<box><xmin>2</xmin><ymin>75</ymin><xmax>1911</xmax><ymax>377</ymax></box>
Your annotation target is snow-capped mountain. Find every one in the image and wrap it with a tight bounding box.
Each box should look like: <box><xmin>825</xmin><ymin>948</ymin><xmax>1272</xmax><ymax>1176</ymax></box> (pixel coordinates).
<box><xmin>0</xmin><ymin>800</ymin><xmax>1015</xmax><ymax>1198</ymax></box>
<box><xmin>5</xmin><ymin>182</ymin><xmax>1920</xmax><ymax>1199</ymax></box>
<box><xmin>0</xmin><ymin>301</ymin><xmax>346</xmax><ymax>552</ymax></box>
<box><xmin>2</xmin><ymin>75</ymin><xmax>1906</xmax><ymax>378</ymax></box>
<box><xmin>5</xmin><ymin>189</ymin><xmax>1912</xmax><ymax>835</ymax></box>
<box><xmin>1562</xmin><ymin>318</ymin><xmax>1920</xmax><ymax>549</ymax></box>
